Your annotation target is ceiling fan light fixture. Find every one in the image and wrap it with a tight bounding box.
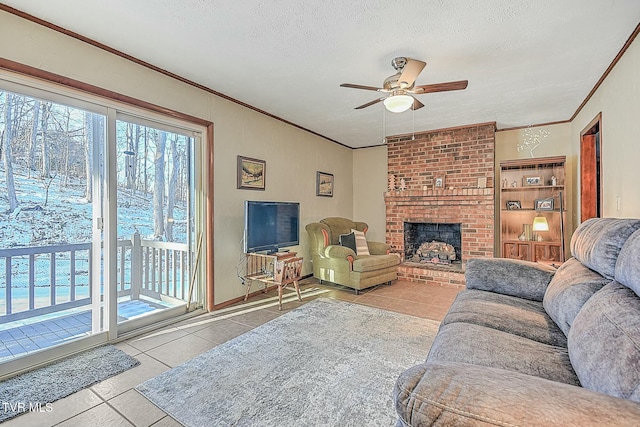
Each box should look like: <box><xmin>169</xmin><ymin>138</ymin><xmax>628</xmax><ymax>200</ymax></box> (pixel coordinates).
<box><xmin>383</xmin><ymin>94</ymin><xmax>413</xmax><ymax>113</ymax></box>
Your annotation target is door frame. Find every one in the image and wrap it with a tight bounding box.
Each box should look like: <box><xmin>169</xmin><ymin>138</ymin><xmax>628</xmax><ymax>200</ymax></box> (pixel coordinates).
<box><xmin>580</xmin><ymin>113</ymin><xmax>602</xmax><ymax>222</ymax></box>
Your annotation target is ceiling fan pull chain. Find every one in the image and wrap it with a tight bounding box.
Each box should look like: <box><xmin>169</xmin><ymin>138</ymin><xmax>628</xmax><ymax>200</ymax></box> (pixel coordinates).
<box><xmin>412</xmin><ymin>107</ymin><xmax>415</xmax><ymax>141</ymax></box>
<box><xmin>382</xmin><ymin>104</ymin><xmax>386</xmax><ymax>144</ymax></box>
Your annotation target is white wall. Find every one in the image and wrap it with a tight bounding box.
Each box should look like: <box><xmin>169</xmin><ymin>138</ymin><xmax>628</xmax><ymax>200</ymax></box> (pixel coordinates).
<box><xmin>571</xmin><ymin>34</ymin><xmax>640</xmax><ymax>219</ymax></box>
<box><xmin>0</xmin><ymin>10</ymin><xmax>353</xmax><ymax>305</ymax></box>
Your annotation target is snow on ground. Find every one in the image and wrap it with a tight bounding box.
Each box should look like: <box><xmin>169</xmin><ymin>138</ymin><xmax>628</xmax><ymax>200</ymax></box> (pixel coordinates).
<box><xmin>0</xmin><ymin>164</ymin><xmax>187</xmax><ymax>303</ymax></box>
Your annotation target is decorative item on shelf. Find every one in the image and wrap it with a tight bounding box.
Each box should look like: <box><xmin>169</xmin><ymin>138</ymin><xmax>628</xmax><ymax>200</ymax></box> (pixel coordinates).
<box><xmin>534</xmin><ymin>198</ymin><xmax>554</xmax><ymax>211</ymax></box>
<box><xmin>388</xmin><ymin>174</ymin><xmax>396</xmax><ymax>191</ymax></box>
<box><xmin>551</xmin><ymin>175</ymin><xmax>557</xmax><ymax>186</ymax></box>
<box><xmin>511</xmin><ymin>180</ymin><xmax>517</xmax><ymax>187</ymax></box>
<box><xmin>523</xmin><ymin>175</ymin><xmax>542</xmax><ymax>186</ymax></box>
<box><xmin>506</xmin><ymin>200</ymin><xmax>521</xmax><ymax>210</ymax></box>
<box><xmin>399</xmin><ymin>178</ymin><xmax>406</xmax><ymax>191</ymax></box>
<box><xmin>502</xmin><ymin>178</ymin><xmax>508</xmax><ymax>188</ymax></box>
<box><xmin>522</xmin><ymin>223</ymin><xmax>533</xmax><ymax>241</ymax></box>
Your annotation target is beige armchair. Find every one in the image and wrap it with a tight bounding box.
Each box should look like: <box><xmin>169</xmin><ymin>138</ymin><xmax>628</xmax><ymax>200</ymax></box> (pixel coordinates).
<box><xmin>305</xmin><ymin>217</ymin><xmax>399</xmax><ymax>293</ymax></box>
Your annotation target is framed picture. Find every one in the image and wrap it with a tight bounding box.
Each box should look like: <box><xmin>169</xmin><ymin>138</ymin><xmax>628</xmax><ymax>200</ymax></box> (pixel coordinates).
<box><xmin>316</xmin><ymin>171</ymin><xmax>334</xmax><ymax>197</ymax></box>
<box><xmin>506</xmin><ymin>200</ymin><xmax>522</xmax><ymax>210</ymax></box>
<box><xmin>237</xmin><ymin>156</ymin><xmax>266</xmax><ymax>190</ymax></box>
<box><xmin>434</xmin><ymin>176</ymin><xmax>445</xmax><ymax>189</ymax></box>
<box><xmin>523</xmin><ymin>175</ymin><xmax>542</xmax><ymax>186</ymax></box>
<box><xmin>535</xmin><ymin>198</ymin><xmax>555</xmax><ymax>211</ymax></box>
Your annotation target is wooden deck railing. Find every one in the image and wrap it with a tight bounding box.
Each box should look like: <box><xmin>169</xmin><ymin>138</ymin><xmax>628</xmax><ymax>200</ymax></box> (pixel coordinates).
<box><xmin>0</xmin><ymin>233</ymin><xmax>191</xmax><ymax>322</ymax></box>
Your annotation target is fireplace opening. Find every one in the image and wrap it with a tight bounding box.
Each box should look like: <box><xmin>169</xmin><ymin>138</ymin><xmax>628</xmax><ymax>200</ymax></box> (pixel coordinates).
<box><xmin>404</xmin><ymin>222</ymin><xmax>462</xmax><ymax>266</ymax></box>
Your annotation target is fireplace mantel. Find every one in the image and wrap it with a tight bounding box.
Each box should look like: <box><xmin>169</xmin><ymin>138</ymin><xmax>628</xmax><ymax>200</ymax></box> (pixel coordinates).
<box><xmin>384</xmin><ymin>188</ymin><xmax>493</xmax><ymax>202</ymax></box>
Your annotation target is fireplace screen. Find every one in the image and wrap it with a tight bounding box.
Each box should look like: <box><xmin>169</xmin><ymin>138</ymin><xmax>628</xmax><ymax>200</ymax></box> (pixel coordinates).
<box><xmin>404</xmin><ymin>222</ymin><xmax>462</xmax><ymax>265</ymax></box>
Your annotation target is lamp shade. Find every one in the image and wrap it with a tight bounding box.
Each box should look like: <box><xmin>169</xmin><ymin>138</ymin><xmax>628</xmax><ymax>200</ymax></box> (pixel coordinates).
<box><xmin>532</xmin><ymin>214</ymin><xmax>549</xmax><ymax>232</ymax></box>
<box><xmin>383</xmin><ymin>94</ymin><xmax>414</xmax><ymax>113</ymax></box>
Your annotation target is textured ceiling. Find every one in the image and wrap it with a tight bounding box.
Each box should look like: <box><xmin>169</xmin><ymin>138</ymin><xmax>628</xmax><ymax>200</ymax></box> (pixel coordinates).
<box><xmin>3</xmin><ymin>1</ymin><xmax>640</xmax><ymax>148</ymax></box>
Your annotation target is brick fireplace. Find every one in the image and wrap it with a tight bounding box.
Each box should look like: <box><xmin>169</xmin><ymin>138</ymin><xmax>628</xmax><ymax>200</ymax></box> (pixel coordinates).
<box><xmin>385</xmin><ymin>123</ymin><xmax>495</xmax><ymax>287</ymax></box>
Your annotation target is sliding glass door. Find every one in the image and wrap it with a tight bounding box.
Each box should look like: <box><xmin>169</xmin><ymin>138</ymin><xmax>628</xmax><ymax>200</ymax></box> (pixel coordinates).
<box><xmin>114</xmin><ymin>116</ymin><xmax>197</xmax><ymax>333</ymax></box>
<box><xmin>0</xmin><ymin>87</ymin><xmax>107</xmax><ymax>365</ymax></box>
<box><xmin>0</xmin><ymin>76</ymin><xmax>204</xmax><ymax>373</ymax></box>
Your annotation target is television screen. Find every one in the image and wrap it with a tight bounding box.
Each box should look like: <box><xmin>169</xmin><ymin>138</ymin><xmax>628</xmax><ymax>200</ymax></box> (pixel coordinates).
<box><xmin>244</xmin><ymin>201</ymin><xmax>300</xmax><ymax>253</ymax></box>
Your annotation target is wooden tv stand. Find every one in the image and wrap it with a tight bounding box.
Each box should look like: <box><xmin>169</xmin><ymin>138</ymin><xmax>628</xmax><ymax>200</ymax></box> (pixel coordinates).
<box><xmin>243</xmin><ymin>252</ymin><xmax>303</xmax><ymax>310</ymax></box>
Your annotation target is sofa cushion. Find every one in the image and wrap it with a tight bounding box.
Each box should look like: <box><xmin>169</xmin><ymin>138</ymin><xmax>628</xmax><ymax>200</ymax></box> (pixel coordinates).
<box><xmin>443</xmin><ymin>289</ymin><xmax>567</xmax><ymax>347</ymax></box>
<box><xmin>464</xmin><ymin>258</ymin><xmax>556</xmax><ymax>301</ymax></box>
<box><xmin>543</xmin><ymin>257</ymin><xmax>611</xmax><ymax>336</ymax></box>
<box><xmin>338</xmin><ymin>232</ymin><xmax>356</xmax><ymax>253</ymax></box>
<box><xmin>615</xmin><ymin>228</ymin><xmax>640</xmax><ymax>297</ymax></box>
<box><xmin>568</xmin><ymin>281</ymin><xmax>640</xmax><ymax>402</ymax></box>
<box><xmin>351</xmin><ymin>229</ymin><xmax>370</xmax><ymax>255</ymax></box>
<box><xmin>570</xmin><ymin>218</ymin><xmax>640</xmax><ymax>279</ymax></box>
<box><xmin>428</xmin><ymin>322</ymin><xmax>580</xmax><ymax>386</ymax></box>
<box><xmin>395</xmin><ymin>361</ymin><xmax>640</xmax><ymax>427</ymax></box>
<box><xmin>352</xmin><ymin>254</ymin><xmax>399</xmax><ymax>273</ymax></box>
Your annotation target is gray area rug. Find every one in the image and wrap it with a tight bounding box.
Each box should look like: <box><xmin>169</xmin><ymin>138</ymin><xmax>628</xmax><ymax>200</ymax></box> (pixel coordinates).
<box><xmin>0</xmin><ymin>345</ymin><xmax>140</xmax><ymax>422</ymax></box>
<box><xmin>137</xmin><ymin>298</ymin><xmax>439</xmax><ymax>426</ymax></box>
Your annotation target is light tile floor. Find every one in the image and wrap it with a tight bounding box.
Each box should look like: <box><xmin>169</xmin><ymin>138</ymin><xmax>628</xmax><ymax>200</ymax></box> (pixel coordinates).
<box><xmin>2</xmin><ymin>279</ymin><xmax>462</xmax><ymax>426</ymax></box>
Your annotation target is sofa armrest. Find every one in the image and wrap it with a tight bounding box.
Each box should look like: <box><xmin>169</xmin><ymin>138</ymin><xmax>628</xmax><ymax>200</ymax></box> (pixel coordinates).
<box><xmin>395</xmin><ymin>361</ymin><xmax>640</xmax><ymax>427</ymax></box>
<box><xmin>465</xmin><ymin>258</ymin><xmax>556</xmax><ymax>301</ymax></box>
<box><xmin>367</xmin><ymin>241</ymin><xmax>391</xmax><ymax>255</ymax></box>
<box><xmin>324</xmin><ymin>244</ymin><xmax>356</xmax><ymax>259</ymax></box>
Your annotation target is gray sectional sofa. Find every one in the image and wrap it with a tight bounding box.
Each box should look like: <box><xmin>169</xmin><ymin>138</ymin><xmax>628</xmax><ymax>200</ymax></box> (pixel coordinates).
<box><xmin>394</xmin><ymin>218</ymin><xmax>640</xmax><ymax>426</ymax></box>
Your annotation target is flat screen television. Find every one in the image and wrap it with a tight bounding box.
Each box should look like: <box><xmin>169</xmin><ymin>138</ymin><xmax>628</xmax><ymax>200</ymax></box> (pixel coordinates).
<box><xmin>244</xmin><ymin>201</ymin><xmax>300</xmax><ymax>254</ymax></box>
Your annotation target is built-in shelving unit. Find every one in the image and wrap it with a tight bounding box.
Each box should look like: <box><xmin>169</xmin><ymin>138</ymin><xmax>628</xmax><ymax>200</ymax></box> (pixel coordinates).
<box><xmin>499</xmin><ymin>156</ymin><xmax>567</xmax><ymax>263</ymax></box>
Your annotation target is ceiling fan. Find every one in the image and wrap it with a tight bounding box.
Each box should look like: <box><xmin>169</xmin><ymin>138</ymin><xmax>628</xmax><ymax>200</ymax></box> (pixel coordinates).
<box><xmin>340</xmin><ymin>57</ymin><xmax>468</xmax><ymax>113</ymax></box>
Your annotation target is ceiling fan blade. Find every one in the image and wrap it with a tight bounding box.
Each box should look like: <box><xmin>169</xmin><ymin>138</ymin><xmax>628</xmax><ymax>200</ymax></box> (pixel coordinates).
<box><xmin>354</xmin><ymin>98</ymin><xmax>383</xmax><ymax>109</ymax></box>
<box><xmin>411</xmin><ymin>98</ymin><xmax>425</xmax><ymax>110</ymax></box>
<box><xmin>397</xmin><ymin>58</ymin><xmax>426</xmax><ymax>88</ymax></box>
<box><xmin>340</xmin><ymin>83</ymin><xmax>382</xmax><ymax>91</ymax></box>
<box><xmin>411</xmin><ymin>80</ymin><xmax>468</xmax><ymax>94</ymax></box>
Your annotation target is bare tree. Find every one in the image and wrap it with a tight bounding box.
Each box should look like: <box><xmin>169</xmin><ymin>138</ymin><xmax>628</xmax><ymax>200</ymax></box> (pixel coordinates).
<box><xmin>40</xmin><ymin>101</ymin><xmax>51</xmax><ymax>178</ymax></box>
<box><xmin>153</xmin><ymin>131</ymin><xmax>166</xmax><ymax>238</ymax></box>
<box><xmin>28</xmin><ymin>99</ymin><xmax>40</xmax><ymax>176</ymax></box>
<box><xmin>2</xmin><ymin>93</ymin><xmax>20</xmax><ymax>213</ymax></box>
<box><xmin>165</xmin><ymin>134</ymin><xmax>179</xmax><ymax>241</ymax></box>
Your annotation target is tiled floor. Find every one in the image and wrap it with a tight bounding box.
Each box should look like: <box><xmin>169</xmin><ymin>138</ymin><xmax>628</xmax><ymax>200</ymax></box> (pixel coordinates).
<box><xmin>2</xmin><ymin>279</ymin><xmax>462</xmax><ymax>426</ymax></box>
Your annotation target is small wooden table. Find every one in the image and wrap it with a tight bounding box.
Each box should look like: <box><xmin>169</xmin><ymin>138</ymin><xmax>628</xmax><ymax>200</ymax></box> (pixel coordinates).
<box><xmin>243</xmin><ymin>252</ymin><xmax>303</xmax><ymax>310</ymax></box>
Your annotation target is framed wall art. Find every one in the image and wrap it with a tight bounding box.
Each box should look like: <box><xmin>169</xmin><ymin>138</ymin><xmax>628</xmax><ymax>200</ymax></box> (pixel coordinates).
<box><xmin>237</xmin><ymin>156</ymin><xmax>266</xmax><ymax>190</ymax></box>
<box><xmin>316</xmin><ymin>171</ymin><xmax>334</xmax><ymax>197</ymax></box>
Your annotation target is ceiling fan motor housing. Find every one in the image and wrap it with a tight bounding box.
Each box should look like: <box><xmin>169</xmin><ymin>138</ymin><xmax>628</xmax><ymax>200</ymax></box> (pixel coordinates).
<box><xmin>391</xmin><ymin>57</ymin><xmax>408</xmax><ymax>71</ymax></box>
